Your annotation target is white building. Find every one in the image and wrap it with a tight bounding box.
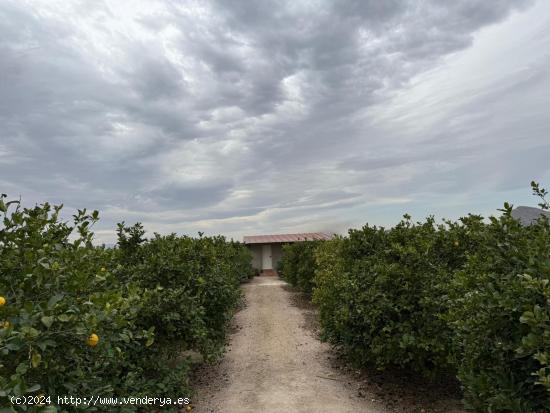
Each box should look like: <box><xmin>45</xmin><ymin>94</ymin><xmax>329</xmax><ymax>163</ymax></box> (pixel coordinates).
<box><xmin>243</xmin><ymin>232</ymin><xmax>333</xmax><ymax>275</ymax></box>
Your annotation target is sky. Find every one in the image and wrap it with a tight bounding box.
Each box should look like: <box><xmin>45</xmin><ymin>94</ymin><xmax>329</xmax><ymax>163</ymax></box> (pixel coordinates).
<box><xmin>1</xmin><ymin>0</ymin><xmax>550</xmax><ymax>244</ymax></box>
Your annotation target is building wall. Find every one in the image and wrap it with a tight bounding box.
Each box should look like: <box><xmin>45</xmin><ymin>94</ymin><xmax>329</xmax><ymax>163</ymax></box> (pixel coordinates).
<box><xmin>248</xmin><ymin>243</ymin><xmax>284</xmax><ymax>271</ymax></box>
<box><xmin>249</xmin><ymin>244</ymin><xmax>263</xmax><ymax>270</ymax></box>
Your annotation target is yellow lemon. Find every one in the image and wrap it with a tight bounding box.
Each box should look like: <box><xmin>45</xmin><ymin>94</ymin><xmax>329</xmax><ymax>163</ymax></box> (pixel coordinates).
<box><xmin>0</xmin><ymin>296</ymin><xmax>6</xmax><ymax>307</ymax></box>
<box><xmin>87</xmin><ymin>333</ymin><xmax>100</xmax><ymax>347</ymax></box>
<box><xmin>185</xmin><ymin>405</ymin><xmax>193</xmax><ymax>412</ymax></box>
<box><xmin>100</xmin><ymin>267</ymin><xmax>106</xmax><ymax>272</ymax></box>
<box><xmin>453</xmin><ymin>241</ymin><xmax>459</xmax><ymax>247</ymax></box>
<box><xmin>2</xmin><ymin>320</ymin><xmax>10</xmax><ymax>329</ymax></box>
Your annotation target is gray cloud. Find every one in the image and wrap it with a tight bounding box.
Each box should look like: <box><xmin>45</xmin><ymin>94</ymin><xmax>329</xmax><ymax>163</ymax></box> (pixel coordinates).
<box><xmin>1</xmin><ymin>0</ymin><xmax>549</xmax><ymax>243</ymax></box>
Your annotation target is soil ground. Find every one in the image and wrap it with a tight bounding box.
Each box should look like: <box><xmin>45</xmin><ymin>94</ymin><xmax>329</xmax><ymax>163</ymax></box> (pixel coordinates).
<box><xmin>191</xmin><ymin>275</ymin><xmax>465</xmax><ymax>413</ymax></box>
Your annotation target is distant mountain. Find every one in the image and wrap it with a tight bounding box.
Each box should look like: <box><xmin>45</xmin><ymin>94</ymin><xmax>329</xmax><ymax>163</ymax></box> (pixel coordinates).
<box><xmin>511</xmin><ymin>206</ymin><xmax>550</xmax><ymax>225</ymax></box>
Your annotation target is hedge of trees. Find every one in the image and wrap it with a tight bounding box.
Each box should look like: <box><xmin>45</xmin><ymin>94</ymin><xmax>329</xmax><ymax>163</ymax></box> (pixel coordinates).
<box><xmin>280</xmin><ymin>183</ymin><xmax>550</xmax><ymax>412</ymax></box>
<box><xmin>279</xmin><ymin>240</ymin><xmax>321</xmax><ymax>294</ymax></box>
<box><xmin>0</xmin><ymin>196</ymin><xmax>253</xmax><ymax>412</ymax></box>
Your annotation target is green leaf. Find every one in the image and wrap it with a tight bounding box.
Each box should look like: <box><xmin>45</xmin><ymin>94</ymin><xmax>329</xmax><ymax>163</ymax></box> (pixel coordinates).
<box><xmin>520</xmin><ymin>312</ymin><xmax>534</xmax><ymax>324</ymax></box>
<box><xmin>31</xmin><ymin>351</ymin><xmax>42</xmax><ymax>368</ymax></box>
<box><xmin>26</xmin><ymin>384</ymin><xmax>41</xmax><ymax>393</ymax></box>
<box><xmin>36</xmin><ymin>339</ymin><xmax>56</xmax><ymax>351</ymax></box>
<box><xmin>41</xmin><ymin>316</ymin><xmax>54</xmax><ymax>328</ymax></box>
<box><xmin>16</xmin><ymin>362</ymin><xmax>28</xmax><ymax>374</ymax></box>
<box><xmin>47</xmin><ymin>293</ymin><xmax>64</xmax><ymax>309</ymax></box>
<box><xmin>6</xmin><ymin>342</ymin><xmax>22</xmax><ymax>351</ymax></box>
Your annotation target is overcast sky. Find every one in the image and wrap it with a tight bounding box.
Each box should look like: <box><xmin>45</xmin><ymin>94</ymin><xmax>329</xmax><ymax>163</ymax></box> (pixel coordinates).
<box><xmin>1</xmin><ymin>0</ymin><xmax>550</xmax><ymax>243</ymax></box>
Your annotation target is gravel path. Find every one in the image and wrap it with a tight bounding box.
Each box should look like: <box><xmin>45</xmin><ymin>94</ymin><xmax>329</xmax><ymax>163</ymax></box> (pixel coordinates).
<box><xmin>193</xmin><ymin>276</ymin><xmax>388</xmax><ymax>413</ymax></box>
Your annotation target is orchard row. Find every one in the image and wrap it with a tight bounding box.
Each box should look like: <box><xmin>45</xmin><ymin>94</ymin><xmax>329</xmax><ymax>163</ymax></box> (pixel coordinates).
<box><xmin>280</xmin><ymin>184</ymin><xmax>550</xmax><ymax>412</ymax></box>
<box><xmin>0</xmin><ymin>196</ymin><xmax>253</xmax><ymax>412</ymax></box>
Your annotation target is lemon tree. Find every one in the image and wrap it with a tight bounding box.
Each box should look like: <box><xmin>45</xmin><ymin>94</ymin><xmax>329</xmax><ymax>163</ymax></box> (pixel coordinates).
<box><xmin>0</xmin><ymin>195</ymin><xmax>253</xmax><ymax>412</ymax></box>
<box><xmin>284</xmin><ymin>183</ymin><xmax>550</xmax><ymax>412</ymax></box>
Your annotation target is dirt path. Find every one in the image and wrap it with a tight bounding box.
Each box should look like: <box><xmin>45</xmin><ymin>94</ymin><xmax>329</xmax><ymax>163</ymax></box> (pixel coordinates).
<box><xmin>193</xmin><ymin>276</ymin><xmax>388</xmax><ymax>413</ymax></box>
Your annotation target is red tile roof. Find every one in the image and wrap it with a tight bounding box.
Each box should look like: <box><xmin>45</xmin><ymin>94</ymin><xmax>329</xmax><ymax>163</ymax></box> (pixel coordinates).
<box><xmin>243</xmin><ymin>232</ymin><xmax>333</xmax><ymax>244</ymax></box>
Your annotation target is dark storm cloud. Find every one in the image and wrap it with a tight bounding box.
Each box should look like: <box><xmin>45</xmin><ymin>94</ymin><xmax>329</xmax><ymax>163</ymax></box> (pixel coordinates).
<box><xmin>0</xmin><ymin>0</ymin><xmax>548</xmax><ymax>242</ymax></box>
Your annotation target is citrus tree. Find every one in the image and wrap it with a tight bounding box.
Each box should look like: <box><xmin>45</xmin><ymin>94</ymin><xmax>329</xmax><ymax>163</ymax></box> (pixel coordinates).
<box><xmin>0</xmin><ymin>195</ymin><xmax>252</xmax><ymax>412</ymax></box>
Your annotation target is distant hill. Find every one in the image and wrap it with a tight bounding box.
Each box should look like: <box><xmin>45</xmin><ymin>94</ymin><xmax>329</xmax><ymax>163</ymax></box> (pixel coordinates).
<box><xmin>511</xmin><ymin>206</ymin><xmax>550</xmax><ymax>225</ymax></box>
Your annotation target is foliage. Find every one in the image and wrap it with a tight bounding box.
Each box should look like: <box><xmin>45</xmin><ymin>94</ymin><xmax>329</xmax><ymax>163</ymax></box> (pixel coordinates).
<box><xmin>279</xmin><ymin>241</ymin><xmax>322</xmax><ymax>294</ymax></box>
<box><xmin>447</xmin><ymin>203</ymin><xmax>550</xmax><ymax>412</ymax></box>
<box><xmin>288</xmin><ymin>183</ymin><xmax>550</xmax><ymax>411</ymax></box>
<box><xmin>117</xmin><ymin>232</ymin><xmax>251</xmax><ymax>358</ymax></box>
<box><xmin>115</xmin><ymin>222</ymin><xmax>146</xmax><ymax>265</ymax></box>
<box><xmin>313</xmin><ymin>215</ymin><xmax>485</xmax><ymax>377</ymax></box>
<box><xmin>0</xmin><ymin>195</ymin><xmax>252</xmax><ymax>412</ymax></box>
